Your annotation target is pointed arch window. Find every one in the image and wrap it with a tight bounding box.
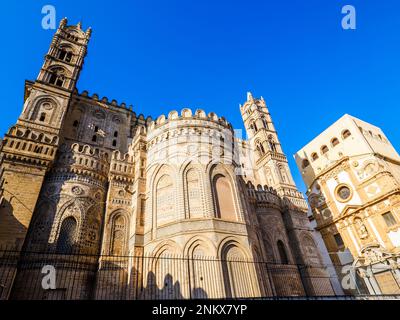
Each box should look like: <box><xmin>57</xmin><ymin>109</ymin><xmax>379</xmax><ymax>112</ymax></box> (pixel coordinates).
<box><xmin>262</xmin><ymin>118</ymin><xmax>269</xmax><ymax>129</ymax></box>
<box><xmin>56</xmin><ymin>217</ymin><xmax>77</xmax><ymax>254</ymax></box>
<box><xmin>279</xmin><ymin>166</ymin><xmax>288</xmax><ymax>183</ymax></box>
<box><xmin>268</xmin><ymin>136</ymin><xmax>277</xmax><ymax>152</ymax></box>
<box><xmin>57</xmin><ymin>48</ymin><xmax>73</xmax><ymax>62</ymax></box>
<box><xmin>253</xmin><ymin>122</ymin><xmax>258</xmax><ymax>132</ymax></box>
<box><xmin>111</xmin><ymin>215</ymin><xmax>126</xmax><ymax>255</ymax></box>
<box><xmin>277</xmin><ymin>240</ymin><xmax>289</xmax><ymax>264</ymax></box>
<box><xmin>256</xmin><ymin>143</ymin><xmax>265</xmax><ymax>156</ymax></box>
<box><xmin>213</xmin><ymin>174</ymin><xmax>236</xmax><ymax>221</ymax></box>
<box><xmin>221</xmin><ymin>243</ymin><xmax>248</xmax><ymax>298</ymax></box>
<box><xmin>321</xmin><ymin>145</ymin><xmax>329</xmax><ymax>154</ymax></box>
<box><xmin>250</xmin><ymin>120</ymin><xmax>258</xmax><ymax>133</ymax></box>
<box><xmin>156</xmin><ymin>174</ymin><xmax>175</xmax><ymax>226</ymax></box>
<box><xmin>186</xmin><ymin>169</ymin><xmax>203</xmax><ymax>218</ymax></box>
<box><xmin>48</xmin><ymin>67</ymin><xmax>66</xmax><ymax>87</ymax></box>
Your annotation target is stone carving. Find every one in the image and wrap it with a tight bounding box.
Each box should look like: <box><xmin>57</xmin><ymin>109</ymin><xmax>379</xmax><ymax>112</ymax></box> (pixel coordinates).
<box><xmin>93</xmin><ymin>109</ymin><xmax>106</xmax><ymax>119</ymax></box>
<box><xmin>362</xmin><ymin>246</ymin><xmax>384</xmax><ymax>265</ymax></box>
<box><xmin>354</xmin><ymin>218</ymin><xmax>369</xmax><ymax>239</ymax></box>
<box><xmin>72</xmin><ymin>186</ymin><xmax>83</xmax><ymax>195</ymax></box>
<box><xmin>0</xmin><ymin>22</ymin><xmax>338</xmax><ymax>299</ymax></box>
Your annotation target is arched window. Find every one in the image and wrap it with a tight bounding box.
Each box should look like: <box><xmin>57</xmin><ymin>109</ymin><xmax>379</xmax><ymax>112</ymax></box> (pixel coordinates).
<box><xmin>256</xmin><ymin>142</ymin><xmax>265</xmax><ymax>156</ymax></box>
<box><xmin>302</xmin><ymin>159</ymin><xmax>310</xmax><ymax>169</ymax></box>
<box><xmin>268</xmin><ymin>136</ymin><xmax>277</xmax><ymax>152</ymax></box>
<box><xmin>342</xmin><ymin>129</ymin><xmax>351</xmax><ymax>139</ymax></box>
<box><xmin>112</xmin><ymin>140</ymin><xmax>117</xmax><ymax>147</ymax></box>
<box><xmin>331</xmin><ymin>137</ymin><xmax>339</xmax><ymax>147</ymax></box>
<box><xmin>250</xmin><ymin>121</ymin><xmax>258</xmax><ymax>132</ymax></box>
<box><xmin>57</xmin><ymin>48</ymin><xmax>73</xmax><ymax>62</ymax></box>
<box><xmin>213</xmin><ymin>174</ymin><xmax>236</xmax><ymax>221</ymax></box>
<box><xmin>186</xmin><ymin>169</ymin><xmax>203</xmax><ymax>218</ymax></box>
<box><xmin>277</xmin><ymin>240</ymin><xmax>288</xmax><ymax>264</ymax></box>
<box><xmin>48</xmin><ymin>67</ymin><xmax>66</xmax><ymax>87</ymax></box>
<box><xmin>114</xmin><ymin>131</ymin><xmax>118</xmax><ymax>137</ymax></box>
<box><xmin>302</xmin><ymin>236</ymin><xmax>320</xmax><ymax>264</ymax></box>
<box><xmin>279</xmin><ymin>166</ymin><xmax>288</xmax><ymax>183</ymax></box>
<box><xmin>111</xmin><ymin>215</ymin><xmax>126</xmax><ymax>255</ymax></box>
<box><xmin>321</xmin><ymin>145</ymin><xmax>329</xmax><ymax>154</ymax></box>
<box><xmin>39</xmin><ymin>113</ymin><xmax>46</xmax><ymax>122</ymax></box>
<box><xmin>156</xmin><ymin>174</ymin><xmax>175</xmax><ymax>226</ymax></box>
<box><xmin>221</xmin><ymin>243</ymin><xmax>249</xmax><ymax>298</ymax></box>
<box><xmin>262</xmin><ymin>118</ymin><xmax>268</xmax><ymax>129</ymax></box>
<box><xmin>56</xmin><ymin>217</ymin><xmax>77</xmax><ymax>254</ymax></box>
<box><xmin>73</xmin><ymin>120</ymin><xmax>79</xmax><ymax>127</ymax></box>
<box><xmin>311</xmin><ymin>152</ymin><xmax>319</xmax><ymax>161</ymax></box>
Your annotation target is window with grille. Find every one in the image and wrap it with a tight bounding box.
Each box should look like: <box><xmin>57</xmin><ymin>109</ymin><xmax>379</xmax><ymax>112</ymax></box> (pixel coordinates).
<box><xmin>56</xmin><ymin>217</ymin><xmax>77</xmax><ymax>254</ymax></box>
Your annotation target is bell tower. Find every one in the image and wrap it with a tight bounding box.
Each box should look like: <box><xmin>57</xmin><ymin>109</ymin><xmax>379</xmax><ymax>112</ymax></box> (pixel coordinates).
<box><xmin>0</xmin><ymin>19</ymin><xmax>91</xmax><ymax>248</ymax></box>
<box><xmin>20</xmin><ymin>18</ymin><xmax>91</xmax><ymax>133</ymax></box>
<box><xmin>240</xmin><ymin>92</ymin><xmax>296</xmax><ymax>192</ymax></box>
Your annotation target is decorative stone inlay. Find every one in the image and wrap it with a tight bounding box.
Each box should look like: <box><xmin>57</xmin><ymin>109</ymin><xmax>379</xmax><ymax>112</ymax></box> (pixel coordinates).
<box><xmin>72</xmin><ymin>186</ymin><xmax>83</xmax><ymax>195</ymax></box>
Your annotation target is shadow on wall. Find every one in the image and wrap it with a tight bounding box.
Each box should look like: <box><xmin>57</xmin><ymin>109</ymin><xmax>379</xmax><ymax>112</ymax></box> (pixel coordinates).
<box><xmin>95</xmin><ymin>259</ymin><xmax>209</xmax><ymax>300</ymax></box>
<box><xmin>140</xmin><ymin>271</ymin><xmax>208</xmax><ymax>300</ymax></box>
<box><xmin>0</xmin><ymin>198</ymin><xmax>27</xmax><ymax>247</ymax></box>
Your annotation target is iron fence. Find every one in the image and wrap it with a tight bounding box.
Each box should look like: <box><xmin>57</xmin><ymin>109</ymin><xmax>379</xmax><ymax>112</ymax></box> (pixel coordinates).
<box><xmin>0</xmin><ymin>246</ymin><xmax>397</xmax><ymax>300</ymax></box>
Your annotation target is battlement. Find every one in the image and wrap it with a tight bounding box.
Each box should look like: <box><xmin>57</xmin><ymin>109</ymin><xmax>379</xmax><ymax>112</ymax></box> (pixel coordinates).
<box><xmin>73</xmin><ymin>89</ymin><xmax>154</xmax><ymax>127</ymax></box>
<box><xmin>53</xmin><ymin>142</ymin><xmax>110</xmax><ymax>182</ymax></box>
<box><xmin>0</xmin><ymin>126</ymin><xmax>59</xmax><ymax>166</ymax></box>
<box><xmin>109</xmin><ymin>150</ymin><xmax>135</xmax><ymax>182</ymax></box>
<box><xmin>77</xmin><ymin>89</ymin><xmax>134</xmax><ymax>112</ymax></box>
<box><xmin>57</xmin><ymin>18</ymin><xmax>91</xmax><ymax>42</ymax></box>
<box><xmin>246</xmin><ymin>182</ymin><xmax>281</xmax><ymax>207</ymax></box>
<box><xmin>147</xmin><ymin>108</ymin><xmax>233</xmax><ymax>132</ymax></box>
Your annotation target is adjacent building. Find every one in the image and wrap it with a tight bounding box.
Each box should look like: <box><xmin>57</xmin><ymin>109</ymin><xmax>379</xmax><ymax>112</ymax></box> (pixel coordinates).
<box><xmin>295</xmin><ymin>114</ymin><xmax>400</xmax><ymax>295</ymax></box>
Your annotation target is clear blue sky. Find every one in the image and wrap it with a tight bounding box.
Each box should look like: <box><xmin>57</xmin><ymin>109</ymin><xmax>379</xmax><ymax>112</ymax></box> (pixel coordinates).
<box><xmin>1</xmin><ymin>1</ymin><xmax>400</xmax><ymax>192</ymax></box>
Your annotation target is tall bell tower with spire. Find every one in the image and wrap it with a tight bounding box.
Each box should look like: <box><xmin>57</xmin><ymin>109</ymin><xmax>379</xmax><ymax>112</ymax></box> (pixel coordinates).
<box><xmin>240</xmin><ymin>92</ymin><xmax>297</xmax><ymax>194</ymax></box>
<box><xmin>20</xmin><ymin>18</ymin><xmax>91</xmax><ymax>134</ymax></box>
<box><xmin>0</xmin><ymin>19</ymin><xmax>91</xmax><ymax>247</ymax></box>
<box><xmin>240</xmin><ymin>93</ymin><xmax>327</xmax><ymax>295</ymax></box>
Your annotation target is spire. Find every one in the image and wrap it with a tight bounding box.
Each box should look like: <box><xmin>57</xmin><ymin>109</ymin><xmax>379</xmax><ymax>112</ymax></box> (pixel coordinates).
<box><xmin>86</xmin><ymin>27</ymin><xmax>92</xmax><ymax>39</ymax></box>
<box><xmin>59</xmin><ymin>17</ymin><xmax>68</xmax><ymax>28</ymax></box>
<box><xmin>77</xmin><ymin>21</ymin><xmax>82</xmax><ymax>29</ymax></box>
<box><xmin>247</xmin><ymin>92</ymin><xmax>254</xmax><ymax>102</ymax></box>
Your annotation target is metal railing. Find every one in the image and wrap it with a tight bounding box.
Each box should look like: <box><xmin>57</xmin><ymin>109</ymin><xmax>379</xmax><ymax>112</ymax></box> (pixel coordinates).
<box><xmin>0</xmin><ymin>247</ymin><xmax>398</xmax><ymax>300</ymax></box>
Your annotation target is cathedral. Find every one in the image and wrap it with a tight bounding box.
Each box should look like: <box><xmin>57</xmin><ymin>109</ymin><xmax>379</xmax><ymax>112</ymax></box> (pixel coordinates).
<box><xmin>0</xmin><ymin>19</ymin><xmax>335</xmax><ymax>299</ymax></box>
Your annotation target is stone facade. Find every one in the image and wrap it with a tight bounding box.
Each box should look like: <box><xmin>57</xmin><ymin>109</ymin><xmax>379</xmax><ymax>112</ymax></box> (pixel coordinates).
<box><xmin>0</xmin><ymin>20</ymin><xmax>334</xmax><ymax>299</ymax></box>
<box><xmin>295</xmin><ymin>114</ymin><xmax>400</xmax><ymax>295</ymax></box>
